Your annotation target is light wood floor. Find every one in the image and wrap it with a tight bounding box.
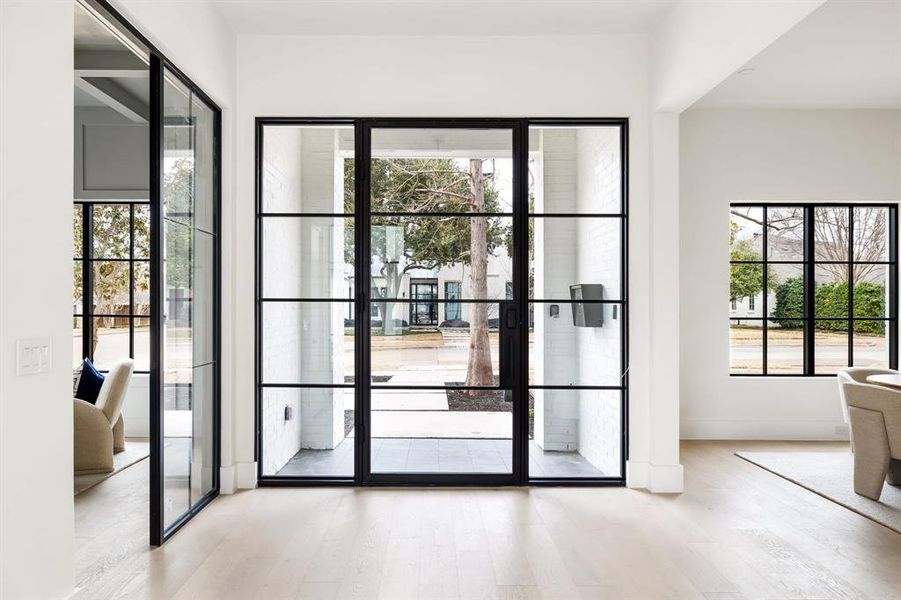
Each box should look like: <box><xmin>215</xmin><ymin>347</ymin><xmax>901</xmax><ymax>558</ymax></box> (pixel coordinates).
<box><xmin>73</xmin><ymin>441</ymin><xmax>901</xmax><ymax>599</ymax></box>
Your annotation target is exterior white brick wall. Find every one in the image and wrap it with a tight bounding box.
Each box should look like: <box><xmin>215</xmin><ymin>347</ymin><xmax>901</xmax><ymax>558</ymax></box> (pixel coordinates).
<box><xmin>533</xmin><ymin>129</ymin><xmax>580</xmax><ymax>451</ymax></box>
<box><xmin>575</xmin><ymin>127</ymin><xmax>622</xmax><ymax>475</ymax></box>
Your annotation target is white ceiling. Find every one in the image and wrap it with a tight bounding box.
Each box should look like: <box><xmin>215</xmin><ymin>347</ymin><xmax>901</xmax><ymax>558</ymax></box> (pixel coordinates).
<box><xmin>214</xmin><ymin>0</ymin><xmax>674</xmax><ymax>36</ymax></box>
<box><xmin>694</xmin><ymin>0</ymin><xmax>901</xmax><ymax>110</ymax></box>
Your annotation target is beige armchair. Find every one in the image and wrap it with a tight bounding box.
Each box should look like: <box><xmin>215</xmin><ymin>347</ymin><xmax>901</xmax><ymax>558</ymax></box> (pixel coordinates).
<box><xmin>837</xmin><ymin>367</ymin><xmax>896</xmax><ymax>450</ymax></box>
<box><xmin>839</xmin><ymin>378</ymin><xmax>901</xmax><ymax>500</ymax></box>
<box><xmin>74</xmin><ymin>359</ymin><xmax>134</xmax><ymax>475</ymax></box>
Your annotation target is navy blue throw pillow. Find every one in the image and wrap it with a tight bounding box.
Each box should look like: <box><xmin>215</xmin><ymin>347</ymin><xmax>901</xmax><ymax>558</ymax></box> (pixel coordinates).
<box><xmin>75</xmin><ymin>359</ymin><xmax>105</xmax><ymax>404</ymax></box>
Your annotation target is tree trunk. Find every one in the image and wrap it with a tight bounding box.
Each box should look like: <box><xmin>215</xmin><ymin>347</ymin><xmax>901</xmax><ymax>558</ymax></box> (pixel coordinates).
<box><xmin>465</xmin><ymin>159</ymin><xmax>493</xmax><ymax>390</ymax></box>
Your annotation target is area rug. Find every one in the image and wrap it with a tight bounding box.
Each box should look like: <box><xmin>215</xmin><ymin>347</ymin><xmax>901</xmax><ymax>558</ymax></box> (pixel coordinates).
<box><xmin>736</xmin><ymin>451</ymin><xmax>901</xmax><ymax>534</ymax></box>
<box><xmin>74</xmin><ymin>440</ymin><xmax>150</xmax><ymax>495</ymax></box>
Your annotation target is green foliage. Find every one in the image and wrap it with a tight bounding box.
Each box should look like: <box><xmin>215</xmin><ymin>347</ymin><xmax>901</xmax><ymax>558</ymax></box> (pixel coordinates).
<box><xmin>343</xmin><ymin>157</ymin><xmax>511</xmax><ymax>272</ymax></box>
<box><xmin>770</xmin><ymin>277</ymin><xmax>885</xmax><ymax>334</ymax></box>
<box><xmin>729</xmin><ymin>221</ymin><xmax>767</xmax><ymax>301</ymax></box>
<box><xmin>164</xmin><ymin>158</ymin><xmax>194</xmax><ymax>289</ymax></box>
<box><xmin>770</xmin><ymin>277</ymin><xmax>805</xmax><ymax>328</ymax></box>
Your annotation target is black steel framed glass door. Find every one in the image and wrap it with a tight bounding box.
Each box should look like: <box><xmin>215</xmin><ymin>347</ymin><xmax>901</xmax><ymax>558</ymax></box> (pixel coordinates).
<box><xmin>255</xmin><ymin>118</ymin><xmax>627</xmax><ymax>486</ymax></box>
<box><xmin>360</xmin><ymin>121</ymin><xmax>523</xmax><ymax>484</ymax></box>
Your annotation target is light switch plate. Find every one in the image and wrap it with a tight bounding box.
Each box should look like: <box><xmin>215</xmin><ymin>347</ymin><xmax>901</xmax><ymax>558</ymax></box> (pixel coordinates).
<box><xmin>16</xmin><ymin>337</ymin><xmax>52</xmax><ymax>376</ymax></box>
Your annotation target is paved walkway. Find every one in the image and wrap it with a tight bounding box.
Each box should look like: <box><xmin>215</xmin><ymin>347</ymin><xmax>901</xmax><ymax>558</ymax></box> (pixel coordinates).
<box><xmin>275</xmin><ymin>438</ymin><xmax>605</xmax><ymax>478</ymax></box>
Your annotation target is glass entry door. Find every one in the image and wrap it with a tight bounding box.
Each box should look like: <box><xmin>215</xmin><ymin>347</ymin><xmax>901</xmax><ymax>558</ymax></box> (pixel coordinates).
<box><xmin>362</xmin><ymin>123</ymin><xmax>522</xmax><ymax>483</ymax></box>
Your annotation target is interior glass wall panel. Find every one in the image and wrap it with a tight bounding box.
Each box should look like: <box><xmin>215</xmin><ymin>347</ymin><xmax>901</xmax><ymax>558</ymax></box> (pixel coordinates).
<box><xmin>258</xmin><ymin>123</ymin><xmax>356</xmax><ymax>480</ymax></box>
<box><xmin>527</xmin><ymin>124</ymin><xmax>625</xmax><ymax>480</ymax></box>
<box><xmin>160</xmin><ymin>67</ymin><xmax>218</xmax><ymax>531</ymax></box>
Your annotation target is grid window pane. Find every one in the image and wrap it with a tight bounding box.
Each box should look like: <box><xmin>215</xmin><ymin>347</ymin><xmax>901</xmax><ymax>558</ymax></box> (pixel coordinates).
<box><xmin>370</xmin><ymin>301</ymin><xmax>502</xmax><ymax>388</ymax></box>
<box><xmin>529</xmin><ymin>389</ymin><xmax>621</xmax><ymax>478</ymax></box>
<box><xmin>262</xmin><ymin>125</ymin><xmax>354</xmax><ymax>214</ymax></box>
<box><xmin>815</xmin><ymin>319</ymin><xmax>848</xmax><ymax>374</ymax></box>
<box><xmin>730</xmin><ymin>321</ymin><xmax>762</xmax><ymax>374</ymax></box>
<box><xmin>529</xmin><ymin>216</ymin><xmax>621</xmax><ymax>300</ymax></box>
<box><xmin>853</xmin><ymin>206</ymin><xmax>889</xmax><ymax>262</ymax></box>
<box><xmin>134</xmin><ymin>317</ymin><xmax>150</xmax><ymax>371</ymax></box>
<box><xmin>814</xmin><ymin>266</ymin><xmax>848</xmax><ymax>318</ymax></box>
<box><xmin>262</xmin><ymin>301</ymin><xmax>354</xmax><ymax>385</ymax></box>
<box><xmin>262</xmin><ymin>387</ymin><xmax>355</xmax><ymax>477</ymax></box>
<box><xmin>730</xmin><ymin>207</ymin><xmax>763</xmax><ymax>260</ymax></box>
<box><xmin>369</xmin><ymin>388</ymin><xmax>512</xmax><ymax>475</ymax></box>
<box><xmin>92</xmin><ymin>316</ymin><xmax>131</xmax><ymax>370</ymax></box>
<box><xmin>767</xmin><ymin>320</ymin><xmax>804</xmax><ymax>374</ymax></box>
<box><xmin>814</xmin><ymin>206</ymin><xmax>850</xmax><ymax>262</ymax></box>
<box><xmin>134</xmin><ymin>205</ymin><xmax>150</xmax><ymax>259</ymax></box>
<box><xmin>92</xmin><ymin>261</ymin><xmax>130</xmax><ymax>316</ymax></box>
<box><xmin>853</xmin><ymin>264</ymin><xmax>888</xmax><ymax>318</ymax></box>
<box><xmin>853</xmin><ymin>320</ymin><xmax>889</xmax><ymax>368</ymax></box>
<box><xmin>768</xmin><ymin>263</ymin><xmax>804</xmax><ymax>320</ymax></box>
<box><xmin>528</xmin><ymin>302</ymin><xmax>622</xmax><ymax>386</ymax></box>
<box><xmin>74</xmin><ymin>205</ymin><xmax>83</xmax><ymax>258</ymax></box>
<box><xmin>528</xmin><ymin>126</ymin><xmax>622</xmax><ymax>214</ymax></box>
<box><xmin>262</xmin><ymin>217</ymin><xmax>354</xmax><ymax>299</ymax></box>
<box><xmin>133</xmin><ymin>260</ymin><xmax>150</xmax><ymax>316</ymax></box>
<box><xmin>92</xmin><ymin>204</ymin><xmax>131</xmax><ymax>259</ymax></box>
<box><xmin>767</xmin><ymin>207</ymin><xmax>804</xmax><ymax>261</ymax></box>
<box><xmin>730</xmin><ymin>262</ymin><xmax>763</xmax><ymax>318</ymax></box>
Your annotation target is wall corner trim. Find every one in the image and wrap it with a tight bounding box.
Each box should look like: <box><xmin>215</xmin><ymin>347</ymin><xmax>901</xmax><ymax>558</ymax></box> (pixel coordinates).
<box><xmin>626</xmin><ymin>460</ymin><xmax>684</xmax><ymax>493</ymax></box>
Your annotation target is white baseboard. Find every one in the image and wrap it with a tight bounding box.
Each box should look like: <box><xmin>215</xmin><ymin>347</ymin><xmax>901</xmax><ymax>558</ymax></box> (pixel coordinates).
<box><xmin>681</xmin><ymin>418</ymin><xmax>850</xmax><ymax>441</ymax></box>
<box><xmin>626</xmin><ymin>461</ymin><xmax>684</xmax><ymax>493</ymax></box>
<box><xmin>626</xmin><ymin>460</ymin><xmax>648</xmax><ymax>489</ymax></box>
<box><xmin>236</xmin><ymin>461</ymin><xmax>258</xmax><ymax>489</ymax></box>
<box><xmin>220</xmin><ymin>465</ymin><xmax>237</xmax><ymax>494</ymax></box>
<box><xmin>648</xmin><ymin>463</ymin><xmax>684</xmax><ymax>493</ymax></box>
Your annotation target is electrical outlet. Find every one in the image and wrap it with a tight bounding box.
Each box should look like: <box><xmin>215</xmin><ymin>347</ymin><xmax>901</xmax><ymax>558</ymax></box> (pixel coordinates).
<box><xmin>834</xmin><ymin>424</ymin><xmax>850</xmax><ymax>436</ymax></box>
<box><xmin>16</xmin><ymin>337</ymin><xmax>52</xmax><ymax>376</ymax></box>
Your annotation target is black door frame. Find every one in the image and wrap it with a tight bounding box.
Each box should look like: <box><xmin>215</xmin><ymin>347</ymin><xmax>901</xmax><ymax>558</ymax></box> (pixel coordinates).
<box><xmin>255</xmin><ymin>117</ymin><xmax>628</xmax><ymax>487</ymax></box>
<box><xmin>81</xmin><ymin>0</ymin><xmax>223</xmax><ymax>546</ymax></box>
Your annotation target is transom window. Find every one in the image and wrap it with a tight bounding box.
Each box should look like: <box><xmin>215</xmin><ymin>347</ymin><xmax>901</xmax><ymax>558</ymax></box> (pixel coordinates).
<box><xmin>729</xmin><ymin>203</ymin><xmax>897</xmax><ymax>376</ymax></box>
<box><xmin>73</xmin><ymin>201</ymin><xmax>150</xmax><ymax>372</ymax></box>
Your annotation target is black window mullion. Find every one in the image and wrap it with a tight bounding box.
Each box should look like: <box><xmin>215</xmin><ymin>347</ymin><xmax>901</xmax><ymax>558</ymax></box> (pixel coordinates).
<box><xmin>891</xmin><ymin>206</ymin><xmax>899</xmax><ymax>369</ymax></box>
<box><xmin>129</xmin><ymin>203</ymin><xmax>136</xmax><ymax>361</ymax></box>
<box><xmin>848</xmin><ymin>207</ymin><xmax>854</xmax><ymax>366</ymax></box>
<box><xmin>804</xmin><ymin>206</ymin><xmax>815</xmax><ymax>375</ymax></box>
<box><xmin>762</xmin><ymin>209</ymin><xmax>768</xmax><ymax>374</ymax></box>
<box><xmin>82</xmin><ymin>204</ymin><xmax>93</xmax><ymax>363</ymax></box>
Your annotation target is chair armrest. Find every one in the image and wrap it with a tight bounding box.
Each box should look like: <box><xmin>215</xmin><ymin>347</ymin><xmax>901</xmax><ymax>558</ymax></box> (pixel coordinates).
<box><xmin>74</xmin><ymin>399</ymin><xmax>113</xmax><ymax>473</ymax></box>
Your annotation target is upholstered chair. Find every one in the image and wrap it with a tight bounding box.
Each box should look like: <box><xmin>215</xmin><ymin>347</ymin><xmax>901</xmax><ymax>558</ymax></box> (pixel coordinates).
<box><xmin>74</xmin><ymin>359</ymin><xmax>134</xmax><ymax>474</ymax></box>
<box><xmin>836</xmin><ymin>367</ymin><xmax>896</xmax><ymax>450</ymax></box>
<box><xmin>840</xmin><ymin>379</ymin><xmax>901</xmax><ymax>500</ymax></box>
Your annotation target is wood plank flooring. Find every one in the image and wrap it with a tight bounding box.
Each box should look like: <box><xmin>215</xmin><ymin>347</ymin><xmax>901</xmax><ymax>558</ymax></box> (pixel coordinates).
<box><xmin>73</xmin><ymin>441</ymin><xmax>901</xmax><ymax>599</ymax></box>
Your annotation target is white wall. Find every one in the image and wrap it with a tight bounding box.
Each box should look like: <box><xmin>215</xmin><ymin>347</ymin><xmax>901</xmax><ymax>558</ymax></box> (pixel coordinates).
<box><xmin>680</xmin><ymin>109</ymin><xmax>901</xmax><ymax>439</ymax></box>
<box><xmin>235</xmin><ymin>33</ymin><xmax>656</xmax><ymax>487</ymax></box>
<box><xmin>0</xmin><ymin>2</ymin><xmax>75</xmax><ymax>598</ymax></box>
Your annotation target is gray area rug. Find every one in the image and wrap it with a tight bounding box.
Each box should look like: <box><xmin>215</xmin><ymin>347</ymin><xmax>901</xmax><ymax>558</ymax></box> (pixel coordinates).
<box><xmin>736</xmin><ymin>451</ymin><xmax>901</xmax><ymax>534</ymax></box>
<box><xmin>74</xmin><ymin>440</ymin><xmax>149</xmax><ymax>495</ymax></box>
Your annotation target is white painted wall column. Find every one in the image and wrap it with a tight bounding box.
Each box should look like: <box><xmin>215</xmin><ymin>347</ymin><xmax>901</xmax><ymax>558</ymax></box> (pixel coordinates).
<box><xmin>647</xmin><ymin>112</ymin><xmax>683</xmax><ymax>492</ymax></box>
<box><xmin>0</xmin><ymin>2</ymin><xmax>75</xmax><ymax>597</ymax></box>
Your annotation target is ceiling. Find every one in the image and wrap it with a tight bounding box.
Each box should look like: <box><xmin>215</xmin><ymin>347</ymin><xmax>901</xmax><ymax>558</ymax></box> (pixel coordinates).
<box><xmin>694</xmin><ymin>0</ymin><xmax>901</xmax><ymax>110</ymax></box>
<box><xmin>74</xmin><ymin>3</ymin><xmax>149</xmax><ymax>119</ymax></box>
<box><xmin>214</xmin><ymin>0</ymin><xmax>674</xmax><ymax>36</ymax></box>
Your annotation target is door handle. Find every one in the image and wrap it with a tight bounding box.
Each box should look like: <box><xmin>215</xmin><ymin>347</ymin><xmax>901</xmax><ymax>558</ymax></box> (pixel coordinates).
<box><xmin>499</xmin><ymin>305</ymin><xmax>516</xmax><ymax>392</ymax></box>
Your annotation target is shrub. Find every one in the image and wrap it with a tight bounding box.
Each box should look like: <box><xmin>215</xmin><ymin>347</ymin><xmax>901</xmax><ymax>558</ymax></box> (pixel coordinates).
<box><xmin>770</xmin><ymin>277</ymin><xmax>885</xmax><ymax>335</ymax></box>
